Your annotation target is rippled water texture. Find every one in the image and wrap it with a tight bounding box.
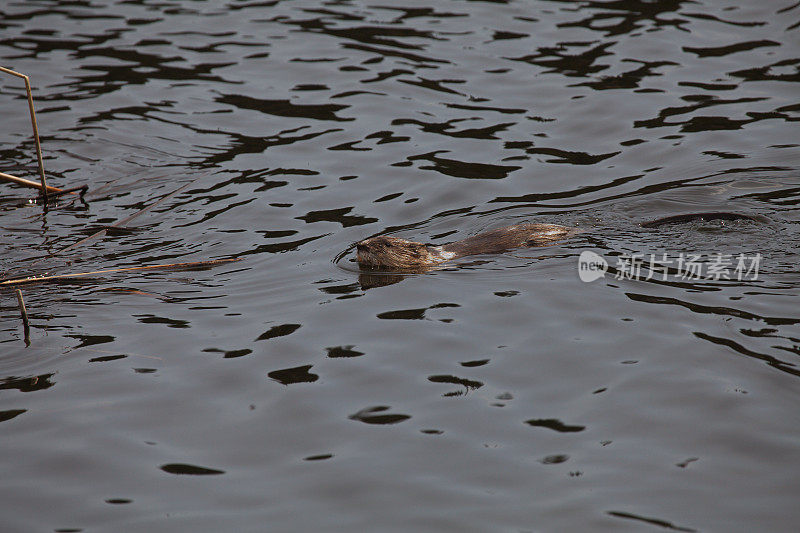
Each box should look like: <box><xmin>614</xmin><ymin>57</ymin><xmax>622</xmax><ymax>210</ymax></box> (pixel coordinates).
<box><xmin>2</xmin><ymin>1</ymin><xmax>800</xmax><ymax>531</ymax></box>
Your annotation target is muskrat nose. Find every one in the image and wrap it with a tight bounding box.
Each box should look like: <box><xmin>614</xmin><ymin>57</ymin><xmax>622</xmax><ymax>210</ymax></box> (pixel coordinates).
<box><xmin>356</xmin><ymin>242</ymin><xmax>366</xmax><ymax>250</ymax></box>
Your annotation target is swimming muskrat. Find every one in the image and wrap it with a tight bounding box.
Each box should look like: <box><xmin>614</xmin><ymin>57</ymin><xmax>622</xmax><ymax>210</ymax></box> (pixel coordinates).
<box><xmin>356</xmin><ymin>223</ymin><xmax>576</xmax><ymax>269</ymax></box>
<box><xmin>355</xmin><ymin>212</ymin><xmax>761</xmax><ymax>269</ymax></box>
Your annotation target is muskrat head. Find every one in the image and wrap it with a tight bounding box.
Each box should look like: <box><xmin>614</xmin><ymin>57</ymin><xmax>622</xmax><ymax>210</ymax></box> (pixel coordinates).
<box><xmin>356</xmin><ymin>235</ymin><xmax>444</xmax><ymax>269</ymax></box>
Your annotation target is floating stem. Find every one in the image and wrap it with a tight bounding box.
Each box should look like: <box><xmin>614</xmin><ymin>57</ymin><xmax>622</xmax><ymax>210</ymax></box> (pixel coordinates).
<box><xmin>1</xmin><ymin>258</ymin><xmax>241</xmax><ymax>287</ymax></box>
<box><xmin>0</xmin><ymin>170</ymin><xmax>69</xmax><ymax>195</ymax></box>
<box><xmin>14</xmin><ymin>288</ymin><xmax>31</xmax><ymax>345</ymax></box>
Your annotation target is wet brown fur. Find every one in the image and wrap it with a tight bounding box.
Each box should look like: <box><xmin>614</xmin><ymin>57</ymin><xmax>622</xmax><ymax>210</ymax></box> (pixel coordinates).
<box><xmin>356</xmin><ymin>223</ymin><xmax>574</xmax><ymax>269</ymax></box>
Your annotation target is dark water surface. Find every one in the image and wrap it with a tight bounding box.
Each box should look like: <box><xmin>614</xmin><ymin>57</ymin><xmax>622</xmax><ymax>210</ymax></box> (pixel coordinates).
<box><xmin>2</xmin><ymin>0</ymin><xmax>800</xmax><ymax>531</ymax></box>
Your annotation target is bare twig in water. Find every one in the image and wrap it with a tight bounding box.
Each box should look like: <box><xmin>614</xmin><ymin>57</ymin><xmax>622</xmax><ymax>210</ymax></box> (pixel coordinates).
<box><xmin>1</xmin><ymin>66</ymin><xmax>51</xmax><ymax>204</ymax></box>
<box><xmin>15</xmin><ymin>289</ymin><xmax>31</xmax><ymax>345</ymax></box>
<box><xmin>47</xmin><ymin>184</ymin><xmax>88</xmax><ymax>199</ymax></box>
<box><xmin>0</xmin><ymin>171</ymin><xmax>75</xmax><ymax>196</ymax></box>
<box><xmin>0</xmin><ymin>258</ymin><xmax>240</xmax><ymax>287</ymax></box>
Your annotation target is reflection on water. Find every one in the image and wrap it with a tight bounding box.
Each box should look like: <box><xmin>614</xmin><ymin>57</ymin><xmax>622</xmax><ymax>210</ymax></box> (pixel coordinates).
<box><xmin>2</xmin><ymin>0</ymin><xmax>800</xmax><ymax>531</ymax></box>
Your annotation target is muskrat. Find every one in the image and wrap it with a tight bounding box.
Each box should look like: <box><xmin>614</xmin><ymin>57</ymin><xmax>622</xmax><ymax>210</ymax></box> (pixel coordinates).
<box><xmin>356</xmin><ymin>223</ymin><xmax>575</xmax><ymax>269</ymax></box>
<box><xmin>355</xmin><ymin>212</ymin><xmax>762</xmax><ymax>270</ymax></box>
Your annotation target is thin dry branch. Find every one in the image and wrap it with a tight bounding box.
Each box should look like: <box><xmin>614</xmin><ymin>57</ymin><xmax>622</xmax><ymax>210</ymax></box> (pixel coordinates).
<box><xmin>15</xmin><ymin>289</ymin><xmax>31</xmax><ymax>345</ymax></box>
<box><xmin>0</xmin><ymin>66</ymin><xmax>50</xmax><ymax>203</ymax></box>
<box><xmin>0</xmin><ymin>171</ymin><xmax>76</xmax><ymax>195</ymax></box>
<box><xmin>0</xmin><ymin>258</ymin><xmax>241</xmax><ymax>287</ymax></box>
